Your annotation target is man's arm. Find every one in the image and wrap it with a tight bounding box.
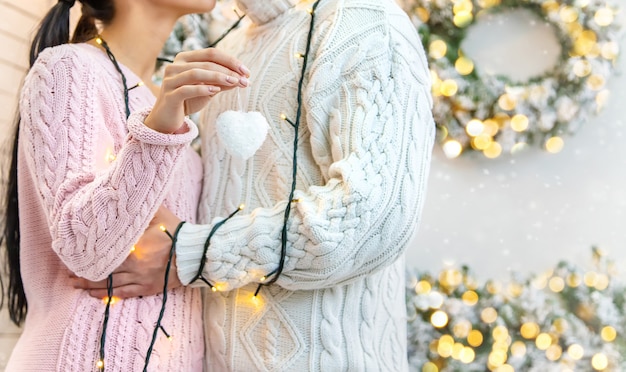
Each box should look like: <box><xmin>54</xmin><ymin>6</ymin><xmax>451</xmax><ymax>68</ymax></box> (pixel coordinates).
<box><xmin>174</xmin><ymin>3</ymin><xmax>435</xmax><ymax>291</ymax></box>
<box><xmin>76</xmin><ymin>2</ymin><xmax>435</xmax><ymax>297</ymax></box>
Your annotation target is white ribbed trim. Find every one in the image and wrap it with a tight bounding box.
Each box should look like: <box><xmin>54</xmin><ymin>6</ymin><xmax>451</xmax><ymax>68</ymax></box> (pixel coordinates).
<box><xmin>235</xmin><ymin>0</ymin><xmax>296</xmax><ymax>24</ymax></box>
<box><xmin>175</xmin><ymin>223</ymin><xmax>211</xmax><ymax>285</ymax></box>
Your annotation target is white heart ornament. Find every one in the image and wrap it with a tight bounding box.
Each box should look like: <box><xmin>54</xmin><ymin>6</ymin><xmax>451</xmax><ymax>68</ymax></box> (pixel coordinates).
<box><xmin>215</xmin><ymin>110</ymin><xmax>269</xmax><ymax>160</ymax></box>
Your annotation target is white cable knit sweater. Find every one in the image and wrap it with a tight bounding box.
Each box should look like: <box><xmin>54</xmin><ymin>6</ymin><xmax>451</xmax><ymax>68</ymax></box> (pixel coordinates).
<box><xmin>175</xmin><ymin>0</ymin><xmax>435</xmax><ymax>370</ymax></box>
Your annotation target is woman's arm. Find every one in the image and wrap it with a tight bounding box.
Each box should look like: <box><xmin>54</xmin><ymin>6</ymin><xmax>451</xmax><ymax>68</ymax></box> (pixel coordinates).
<box><xmin>20</xmin><ymin>46</ymin><xmax>198</xmax><ymax>281</ymax></box>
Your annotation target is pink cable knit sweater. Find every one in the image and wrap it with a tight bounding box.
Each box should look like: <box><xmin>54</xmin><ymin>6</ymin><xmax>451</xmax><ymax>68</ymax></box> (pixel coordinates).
<box><xmin>6</xmin><ymin>43</ymin><xmax>204</xmax><ymax>371</ymax></box>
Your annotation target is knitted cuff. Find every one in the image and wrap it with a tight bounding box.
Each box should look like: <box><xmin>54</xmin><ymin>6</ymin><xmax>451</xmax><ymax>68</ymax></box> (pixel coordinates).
<box><xmin>175</xmin><ymin>223</ymin><xmax>211</xmax><ymax>286</ymax></box>
<box><xmin>127</xmin><ymin>107</ymin><xmax>198</xmax><ymax>146</ymax></box>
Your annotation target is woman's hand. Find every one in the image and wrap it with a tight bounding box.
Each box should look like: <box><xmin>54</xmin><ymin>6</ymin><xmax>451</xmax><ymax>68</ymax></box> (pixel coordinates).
<box><xmin>145</xmin><ymin>48</ymin><xmax>250</xmax><ymax>134</ymax></box>
<box><xmin>71</xmin><ymin>206</ymin><xmax>185</xmax><ymax>298</ymax></box>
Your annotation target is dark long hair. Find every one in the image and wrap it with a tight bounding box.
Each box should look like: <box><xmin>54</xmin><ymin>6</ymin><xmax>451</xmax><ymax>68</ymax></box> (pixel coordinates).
<box><xmin>1</xmin><ymin>0</ymin><xmax>114</xmax><ymax>326</ymax></box>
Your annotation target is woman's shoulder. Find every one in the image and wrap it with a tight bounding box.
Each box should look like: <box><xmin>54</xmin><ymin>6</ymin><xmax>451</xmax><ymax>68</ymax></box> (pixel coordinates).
<box><xmin>30</xmin><ymin>43</ymin><xmax>105</xmax><ymax>77</ymax></box>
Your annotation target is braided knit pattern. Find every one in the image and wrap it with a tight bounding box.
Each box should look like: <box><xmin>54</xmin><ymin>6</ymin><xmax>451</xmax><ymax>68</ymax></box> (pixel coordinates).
<box><xmin>6</xmin><ymin>44</ymin><xmax>204</xmax><ymax>371</ymax></box>
<box><xmin>175</xmin><ymin>0</ymin><xmax>435</xmax><ymax>370</ymax></box>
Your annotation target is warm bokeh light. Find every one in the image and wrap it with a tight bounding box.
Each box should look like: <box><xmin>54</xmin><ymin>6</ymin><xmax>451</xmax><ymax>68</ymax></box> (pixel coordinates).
<box><xmin>455</xmin><ymin>57</ymin><xmax>475</xmax><ymax>75</ymax></box>
<box><xmin>520</xmin><ymin>322</ymin><xmax>540</xmax><ymax>339</ymax></box>
<box><xmin>511</xmin><ymin>341</ymin><xmax>527</xmax><ymax>357</ymax></box>
<box><xmin>483</xmin><ymin>142</ymin><xmax>502</xmax><ymax>159</ymax></box>
<box><xmin>548</xmin><ymin>276</ymin><xmax>565</xmax><ymax>292</ymax></box>
<box><xmin>415</xmin><ymin>280</ymin><xmax>432</xmax><ymax>294</ymax></box>
<box><xmin>443</xmin><ymin>139</ymin><xmax>463</xmax><ymax>159</ymax></box>
<box><xmin>567</xmin><ymin>273</ymin><xmax>582</xmax><ymax>287</ymax></box>
<box><xmin>467</xmin><ymin>329</ymin><xmax>483</xmax><ymax>347</ymax></box>
<box><xmin>510</xmin><ymin>114</ymin><xmax>529</xmax><ymax>132</ymax></box>
<box><xmin>429</xmin><ymin>40</ymin><xmax>448</xmax><ymax>59</ymax></box>
<box><xmin>545</xmin><ymin>136</ymin><xmax>564</xmax><ymax>153</ymax></box>
<box><xmin>594</xmin><ymin>8</ymin><xmax>614</xmax><ymax>27</ymax></box>
<box><xmin>440</xmin><ymin>79</ymin><xmax>459</xmax><ymax>97</ymax></box>
<box><xmin>453</xmin><ymin>320</ymin><xmax>472</xmax><ymax>338</ymax></box>
<box><xmin>535</xmin><ymin>333</ymin><xmax>552</xmax><ymax>350</ymax></box>
<box><xmin>462</xmin><ymin>290</ymin><xmax>479</xmax><ymax>306</ymax></box>
<box><xmin>591</xmin><ymin>353</ymin><xmax>609</xmax><ymax>370</ymax></box>
<box><xmin>559</xmin><ymin>6</ymin><xmax>578</xmax><ymax>23</ymax></box>
<box><xmin>422</xmin><ymin>362</ymin><xmax>439</xmax><ymax>372</ymax></box>
<box><xmin>498</xmin><ymin>93</ymin><xmax>516</xmax><ymax>111</ymax></box>
<box><xmin>465</xmin><ymin>119</ymin><xmax>485</xmax><ymax>136</ymax></box>
<box><xmin>431</xmin><ymin>310</ymin><xmax>449</xmax><ymax>328</ymax></box>
<box><xmin>480</xmin><ymin>307</ymin><xmax>498</xmax><ymax>323</ymax></box>
<box><xmin>545</xmin><ymin>344</ymin><xmax>562</xmax><ymax>361</ymax></box>
<box><xmin>567</xmin><ymin>344</ymin><xmax>584</xmax><ymax>360</ymax></box>
<box><xmin>459</xmin><ymin>347</ymin><xmax>475</xmax><ymax>364</ymax></box>
<box><xmin>488</xmin><ymin>350</ymin><xmax>507</xmax><ymax>369</ymax></box>
<box><xmin>600</xmin><ymin>326</ymin><xmax>617</xmax><ymax>342</ymax></box>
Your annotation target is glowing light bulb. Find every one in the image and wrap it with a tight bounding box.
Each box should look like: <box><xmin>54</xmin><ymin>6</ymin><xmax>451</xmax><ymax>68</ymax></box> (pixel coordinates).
<box><xmin>280</xmin><ymin>113</ymin><xmax>287</xmax><ymax>121</ymax></box>
<box><xmin>130</xmin><ymin>245</ymin><xmax>136</xmax><ymax>253</ymax></box>
<box><xmin>105</xmin><ymin>148</ymin><xmax>116</xmax><ymax>163</ymax></box>
<box><xmin>97</xmin><ymin>359</ymin><xmax>104</xmax><ymax>369</ymax></box>
<box><xmin>211</xmin><ymin>286</ymin><xmax>218</xmax><ymax>292</ymax></box>
<box><xmin>159</xmin><ymin>225</ymin><xmax>167</xmax><ymax>232</ymax></box>
<box><xmin>102</xmin><ymin>296</ymin><xmax>120</xmax><ymax>305</ymax></box>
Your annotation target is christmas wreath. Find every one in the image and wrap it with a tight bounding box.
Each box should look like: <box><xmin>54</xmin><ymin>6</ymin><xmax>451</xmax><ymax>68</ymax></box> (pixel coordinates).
<box><xmin>399</xmin><ymin>0</ymin><xmax>622</xmax><ymax>159</ymax></box>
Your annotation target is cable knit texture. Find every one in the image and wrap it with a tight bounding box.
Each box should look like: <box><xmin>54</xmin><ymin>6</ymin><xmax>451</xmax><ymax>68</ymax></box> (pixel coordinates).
<box><xmin>175</xmin><ymin>0</ymin><xmax>435</xmax><ymax>370</ymax></box>
<box><xmin>6</xmin><ymin>43</ymin><xmax>204</xmax><ymax>371</ymax></box>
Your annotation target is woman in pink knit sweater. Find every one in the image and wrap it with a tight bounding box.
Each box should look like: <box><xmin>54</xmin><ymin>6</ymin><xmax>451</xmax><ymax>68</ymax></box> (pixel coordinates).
<box><xmin>1</xmin><ymin>0</ymin><xmax>249</xmax><ymax>370</ymax></box>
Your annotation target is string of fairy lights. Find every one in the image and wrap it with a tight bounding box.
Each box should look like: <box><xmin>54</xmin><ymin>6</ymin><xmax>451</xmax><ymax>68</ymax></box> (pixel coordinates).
<box><xmin>407</xmin><ymin>248</ymin><xmax>622</xmax><ymax>372</ymax></box>
<box><xmin>94</xmin><ymin>1</ymin><xmax>322</xmax><ymax>369</ymax></box>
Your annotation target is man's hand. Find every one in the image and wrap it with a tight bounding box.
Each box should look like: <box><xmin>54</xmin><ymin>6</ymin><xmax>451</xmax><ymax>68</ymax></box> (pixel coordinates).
<box><xmin>71</xmin><ymin>206</ymin><xmax>184</xmax><ymax>298</ymax></box>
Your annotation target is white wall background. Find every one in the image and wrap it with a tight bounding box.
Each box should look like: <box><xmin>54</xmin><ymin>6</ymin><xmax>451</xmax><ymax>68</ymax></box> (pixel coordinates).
<box><xmin>0</xmin><ymin>1</ymin><xmax>55</xmax><ymax>367</ymax></box>
<box><xmin>0</xmin><ymin>1</ymin><xmax>625</xmax><ymax>369</ymax></box>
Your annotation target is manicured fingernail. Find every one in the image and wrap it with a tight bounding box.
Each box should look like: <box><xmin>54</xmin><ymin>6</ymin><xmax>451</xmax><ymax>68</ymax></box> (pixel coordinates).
<box><xmin>239</xmin><ymin>65</ymin><xmax>250</xmax><ymax>77</ymax></box>
<box><xmin>239</xmin><ymin>77</ymin><xmax>249</xmax><ymax>87</ymax></box>
<box><xmin>226</xmin><ymin>76</ymin><xmax>238</xmax><ymax>84</ymax></box>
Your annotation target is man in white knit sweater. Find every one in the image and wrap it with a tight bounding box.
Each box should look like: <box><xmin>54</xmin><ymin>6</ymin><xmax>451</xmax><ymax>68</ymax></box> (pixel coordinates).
<box><xmin>79</xmin><ymin>0</ymin><xmax>435</xmax><ymax>370</ymax></box>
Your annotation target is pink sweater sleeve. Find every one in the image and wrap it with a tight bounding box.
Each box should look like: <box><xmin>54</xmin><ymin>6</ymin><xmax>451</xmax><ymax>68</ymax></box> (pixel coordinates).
<box><xmin>19</xmin><ymin>47</ymin><xmax>198</xmax><ymax>281</ymax></box>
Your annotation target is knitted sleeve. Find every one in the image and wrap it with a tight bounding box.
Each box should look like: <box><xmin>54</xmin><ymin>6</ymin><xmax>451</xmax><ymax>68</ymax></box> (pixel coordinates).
<box><xmin>176</xmin><ymin>3</ymin><xmax>435</xmax><ymax>290</ymax></box>
<box><xmin>19</xmin><ymin>46</ymin><xmax>198</xmax><ymax>281</ymax></box>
